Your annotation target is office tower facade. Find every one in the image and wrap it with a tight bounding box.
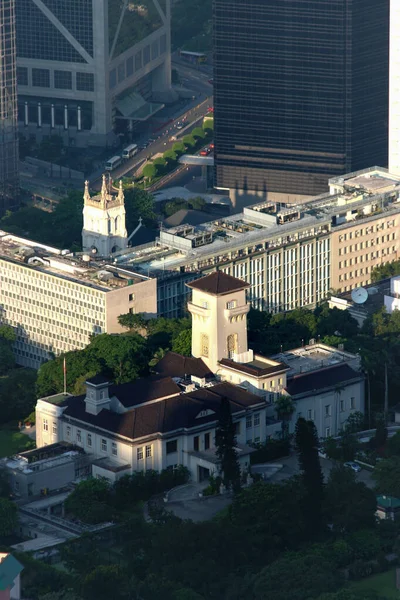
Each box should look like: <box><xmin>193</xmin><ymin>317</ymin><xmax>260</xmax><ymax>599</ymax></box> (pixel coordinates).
<box><xmin>389</xmin><ymin>0</ymin><xmax>400</xmax><ymax>175</ymax></box>
<box><xmin>15</xmin><ymin>0</ymin><xmax>174</xmax><ymax>146</ymax></box>
<box><xmin>213</xmin><ymin>0</ymin><xmax>389</xmax><ymax>204</ymax></box>
<box><xmin>0</xmin><ymin>0</ymin><xmax>19</xmax><ymax>212</ymax></box>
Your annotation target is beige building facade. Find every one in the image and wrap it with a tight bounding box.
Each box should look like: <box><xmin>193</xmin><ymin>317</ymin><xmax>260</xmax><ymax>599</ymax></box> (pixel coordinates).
<box><xmin>331</xmin><ymin>212</ymin><xmax>399</xmax><ymax>293</ymax></box>
<box><xmin>0</xmin><ymin>232</ymin><xmax>156</xmax><ymax>369</ymax></box>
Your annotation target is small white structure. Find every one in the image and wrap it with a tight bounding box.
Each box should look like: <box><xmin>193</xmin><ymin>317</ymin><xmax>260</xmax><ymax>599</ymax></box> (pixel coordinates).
<box><xmin>384</xmin><ymin>276</ymin><xmax>400</xmax><ymax>314</ymax></box>
<box><xmin>82</xmin><ymin>177</ymin><xmax>128</xmax><ymax>256</ymax></box>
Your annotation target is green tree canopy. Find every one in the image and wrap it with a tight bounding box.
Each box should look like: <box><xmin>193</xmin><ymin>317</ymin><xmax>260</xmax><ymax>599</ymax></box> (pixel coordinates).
<box><xmin>191</xmin><ymin>127</ymin><xmax>205</xmax><ymax>140</ymax></box>
<box><xmin>324</xmin><ymin>465</ymin><xmax>376</xmax><ymax>533</ymax></box>
<box><xmin>163</xmin><ymin>149</ymin><xmax>178</xmax><ymax>165</ymax></box>
<box><xmin>124</xmin><ymin>187</ymin><xmax>156</xmax><ymax>228</ymax></box>
<box><xmin>171</xmin><ymin>329</ymin><xmax>192</xmax><ymax>356</ymax></box>
<box><xmin>182</xmin><ymin>135</ymin><xmax>196</xmax><ymax>149</ymax></box>
<box><xmin>371</xmin><ymin>258</ymin><xmax>400</xmax><ymax>282</ymax></box>
<box><xmin>295</xmin><ymin>417</ymin><xmax>324</xmax><ymax>534</ymax></box>
<box><xmin>215</xmin><ymin>396</ymin><xmax>241</xmax><ymax>491</ymax></box>
<box><xmin>372</xmin><ymin>456</ymin><xmax>400</xmax><ymax>497</ymax></box>
<box><xmin>36</xmin><ymin>332</ymin><xmax>149</xmax><ymax>397</ymax></box>
<box><xmin>172</xmin><ymin>141</ymin><xmax>186</xmax><ymax>156</ymax></box>
<box><xmin>65</xmin><ymin>479</ymin><xmax>112</xmax><ymax>525</ymax></box>
<box><xmin>251</xmin><ymin>551</ymin><xmax>343</xmax><ymax>600</ymax></box>
<box><xmin>0</xmin><ymin>497</ymin><xmax>17</xmax><ymax>537</ymax></box>
<box><xmin>143</xmin><ymin>162</ymin><xmax>157</xmax><ymax>181</ymax></box>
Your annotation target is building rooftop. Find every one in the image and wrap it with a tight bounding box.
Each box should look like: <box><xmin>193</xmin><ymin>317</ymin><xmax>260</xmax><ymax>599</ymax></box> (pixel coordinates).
<box><xmin>186</xmin><ymin>271</ymin><xmax>250</xmax><ymax>295</ymax></box>
<box><xmin>40</xmin><ymin>393</ymin><xmax>72</xmax><ymax>406</ymax></box>
<box><xmin>219</xmin><ymin>356</ymin><xmax>288</xmax><ymax>377</ymax></box>
<box><xmin>59</xmin><ymin>381</ymin><xmax>265</xmax><ymax>442</ymax></box>
<box><xmin>377</xmin><ymin>495</ymin><xmax>400</xmax><ymax>510</ymax></box>
<box><xmin>285</xmin><ymin>363</ymin><xmax>362</xmax><ymax>397</ymax></box>
<box><xmin>0</xmin><ymin>231</ymin><xmax>152</xmax><ymax>291</ymax></box>
<box><xmin>110</xmin><ymin>167</ymin><xmax>400</xmax><ymax>277</ymax></box>
<box><xmin>271</xmin><ymin>343</ymin><xmax>361</xmax><ymax>378</ymax></box>
<box><xmin>0</xmin><ymin>553</ymin><xmax>23</xmax><ymax>591</ymax></box>
<box><xmin>155</xmin><ymin>351</ymin><xmax>214</xmax><ymax>379</ymax></box>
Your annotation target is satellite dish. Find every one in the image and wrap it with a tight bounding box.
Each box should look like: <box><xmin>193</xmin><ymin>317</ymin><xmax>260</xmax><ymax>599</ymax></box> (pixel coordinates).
<box><xmin>351</xmin><ymin>287</ymin><xmax>368</xmax><ymax>304</ymax></box>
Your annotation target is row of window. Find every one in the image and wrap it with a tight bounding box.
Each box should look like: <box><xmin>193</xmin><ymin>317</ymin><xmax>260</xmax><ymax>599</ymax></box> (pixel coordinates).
<box><xmin>137</xmin><ymin>445</ymin><xmax>152</xmax><ymax>460</ymax></box>
<box><xmin>65</xmin><ymin>426</ymin><xmax>118</xmax><ymax>456</ymax></box>
<box><xmin>323</xmin><ymin>397</ymin><xmax>355</xmax><ymax>417</ymax></box>
<box><xmin>246</xmin><ymin>413</ymin><xmax>261</xmax><ymax>428</ymax></box>
<box><xmin>338</xmin><ymin>220</ymin><xmax>396</xmax><ymax>242</ymax></box>
<box><xmin>17</xmin><ymin>66</ymin><xmax>94</xmax><ymax>92</ymax></box>
<box><xmin>338</xmin><ymin>235</ymin><xmax>396</xmax><ymax>255</ymax></box>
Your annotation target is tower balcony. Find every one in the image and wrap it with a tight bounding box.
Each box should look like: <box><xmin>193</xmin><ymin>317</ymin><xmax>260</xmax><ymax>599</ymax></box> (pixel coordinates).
<box><xmin>224</xmin><ymin>304</ymin><xmax>250</xmax><ymax>322</ymax></box>
<box><xmin>187</xmin><ymin>302</ymin><xmax>210</xmax><ymax>320</ymax></box>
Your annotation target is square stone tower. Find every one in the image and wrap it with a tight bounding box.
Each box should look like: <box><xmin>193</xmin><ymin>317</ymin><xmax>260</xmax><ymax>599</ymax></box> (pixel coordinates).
<box><xmin>187</xmin><ymin>271</ymin><xmax>251</xmax><ymax>374</ymax></box>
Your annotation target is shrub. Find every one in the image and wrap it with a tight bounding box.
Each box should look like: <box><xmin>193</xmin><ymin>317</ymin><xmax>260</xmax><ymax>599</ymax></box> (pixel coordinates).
<box><xmin>348</xmin><ymin>559</ymin><xmax>375</xmax><ymax>580</ymax></box>
<box><xmin>250</xmin><ymin>439</ymin><xmax>290</xmax><ymax>464</ymax></box>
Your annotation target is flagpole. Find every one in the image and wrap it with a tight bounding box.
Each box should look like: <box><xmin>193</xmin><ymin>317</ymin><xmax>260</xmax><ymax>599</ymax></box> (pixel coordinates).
<box><xmin>63</xmin><ymin>357</ymin><xmax>66</xmax><ymax>395</ymax></box>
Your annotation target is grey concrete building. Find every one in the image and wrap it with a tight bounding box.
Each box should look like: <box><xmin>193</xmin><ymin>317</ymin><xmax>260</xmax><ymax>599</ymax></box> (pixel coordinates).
<box><xmin>15</xmin><ymin>0</ymin><xmax>174</xmax><ymax>146</ymax></box>
<box><xmin>0</xmin><ymin>0</ymin><xmax>19</xmax><ymax>212</ymax></box>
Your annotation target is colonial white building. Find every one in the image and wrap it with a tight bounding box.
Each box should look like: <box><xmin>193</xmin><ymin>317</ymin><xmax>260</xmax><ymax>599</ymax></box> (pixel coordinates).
<box><xmin>35</xmin><ymin>271</ymin><xmax>365</xmax><ymax>483</ymax></box>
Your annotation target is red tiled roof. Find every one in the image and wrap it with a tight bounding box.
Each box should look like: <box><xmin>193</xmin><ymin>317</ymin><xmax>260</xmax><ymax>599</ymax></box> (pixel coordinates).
<box><xmin>186</xmin><ymin>271</ymin><xmax>249</xmax><ymax>295</ymax></box>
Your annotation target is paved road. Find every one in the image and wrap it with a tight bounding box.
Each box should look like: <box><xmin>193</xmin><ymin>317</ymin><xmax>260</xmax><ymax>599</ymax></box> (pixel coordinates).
<box><xmin>270</xmin><ymin>454</ymin><xmax>375</xmax><ymax>488</ymax></box>
<box><xmin>89</xmin><ymin>59</ymin><xmax>213</xmax><ymax>190</ymax></box>
<box><xmin>90</xmin><ymin>97</ymin><xmax>213</xmax><ymax>190</ymax></box>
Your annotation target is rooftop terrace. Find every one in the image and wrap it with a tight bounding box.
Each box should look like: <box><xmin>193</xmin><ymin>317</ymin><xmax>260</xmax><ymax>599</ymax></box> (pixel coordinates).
<box><xmin>270</xmin><ymin>343</ymin><xmax>361</xmax><ymax>377</ymax></box>
<box><xmin>113</xmin><ymin>167</ymin><xmax>400</xmax><ymax>275</ymax></box>
<box><xmin>0</xmin><ymin>231</ymin><xmax>151</xmax><ymax>290</ymax></box>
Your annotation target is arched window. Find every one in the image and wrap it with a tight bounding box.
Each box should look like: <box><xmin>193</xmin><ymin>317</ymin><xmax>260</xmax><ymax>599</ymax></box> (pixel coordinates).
<box><xmin>115</xmin><ymin>216</ymin><xmax>120</xmax><ymax>232</ymax></box>
<box><xmin>108</xmin><ymin>218</ymin><xmax>112</xmax><ymax>234</ymax></box>
<box><xmin>227</xmin><ymin>333</ymin><xmax>238</xmax><ymax>359</ymax></box>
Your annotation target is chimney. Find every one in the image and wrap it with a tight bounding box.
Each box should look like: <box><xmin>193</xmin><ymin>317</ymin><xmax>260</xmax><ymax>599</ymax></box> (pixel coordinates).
<box><xmin>84</xmin><ymin>375</ymin><xmax>111</xmax><ymax>415</ymax></box>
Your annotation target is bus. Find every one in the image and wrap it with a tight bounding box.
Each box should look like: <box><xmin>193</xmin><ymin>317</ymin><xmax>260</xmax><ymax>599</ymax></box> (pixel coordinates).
<box><xmin>179</xmin><ymin>50</ymin><xmax>207</xmax><ymax>65</ymax></box>
<box><xmin>105</xmin><ymin>155</ymin><xmax>122</xmax><ymax>171</ymax></box>
<box><xmin>122</xmin><ymin>144</ymin><xmax>138</xmax><ymax>159</ymax></box>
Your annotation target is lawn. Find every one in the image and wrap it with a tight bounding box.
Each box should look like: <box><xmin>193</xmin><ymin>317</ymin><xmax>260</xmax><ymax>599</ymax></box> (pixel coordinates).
<box><xmin>348</xmin><ymin>569</ymin><xmax>400</xmax><ymax>599</ymax></box>
<box><xmin>0</xmin><ymin>428</ymin><xmax>34</xmax><ymax>458</ymax></box>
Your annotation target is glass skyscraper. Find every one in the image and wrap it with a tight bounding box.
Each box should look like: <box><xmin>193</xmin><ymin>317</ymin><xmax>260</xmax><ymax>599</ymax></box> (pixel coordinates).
<box><xmin>15</xmin><ymin>0</ymin><xmax>173</xmax><ymax>147</ymax></box>
<box><xmin>213</xmin><ymin>0</ymin><xmax>389</xmax><ymax>201</ymax></box>
<box><xmin>0</xmin><ymin>0</ymin><xmax>19</xmax><ymax>212</ymax></box>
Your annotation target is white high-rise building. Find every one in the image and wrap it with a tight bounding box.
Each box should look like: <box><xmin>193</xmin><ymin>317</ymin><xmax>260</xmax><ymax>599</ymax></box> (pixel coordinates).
<box><xmin>389</xmin><ymin>1</ymin><xmax>400</xmax><ymax>175</ymax></box>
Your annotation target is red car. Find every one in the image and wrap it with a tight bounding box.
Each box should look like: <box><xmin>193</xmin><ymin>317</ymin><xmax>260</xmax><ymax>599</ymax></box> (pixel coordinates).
<box><xmin>200</xmin><ymin>150</ymin><xmax>208</xmax><ymax>156</ymax></box>
<box><xmin>209</xmin><ymin>142</ymin><xmax>214</xmax><ymax>149</ymax></box>
<box><xmin>207</xmin><ymin>107</ymin><xmax>214</xmax><ymax>113</ymax></box>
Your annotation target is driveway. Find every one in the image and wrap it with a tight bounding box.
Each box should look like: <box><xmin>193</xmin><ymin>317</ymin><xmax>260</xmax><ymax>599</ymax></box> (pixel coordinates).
<box><xmin>165</xmin><ymin>483</ymin><xmax>233</xmax><ymax>522</ymax></box>
<box><xmin>269</xmin><ymin>454</ymin><xmax>375</xmax><ymax>488</ymax></box>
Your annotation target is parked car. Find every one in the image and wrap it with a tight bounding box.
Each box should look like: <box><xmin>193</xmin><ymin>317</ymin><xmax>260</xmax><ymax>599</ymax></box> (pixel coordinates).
<box><xmin>344</xmin><ymin>461</ymin><xmax>362</xmax><ymax>473</ymax></box>
<box><xmin>200</xmin><ymin>150</ymin><xmax>208</xmax><ymax>156</ymax></box>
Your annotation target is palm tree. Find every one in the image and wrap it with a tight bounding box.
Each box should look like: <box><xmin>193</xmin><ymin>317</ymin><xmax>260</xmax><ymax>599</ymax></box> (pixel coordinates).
<box><xmin>274</xmin><ymin>394</ymin><xmax>295</xmax><ymax>439</ymax></box>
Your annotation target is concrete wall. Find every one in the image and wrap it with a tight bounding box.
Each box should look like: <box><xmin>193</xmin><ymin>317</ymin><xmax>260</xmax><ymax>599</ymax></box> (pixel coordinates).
<box><xmin>10</xmin><ymin>459</ymin><xmax>77</xmax><ymax>498</ymax></box>
<box><xmin>105</xmin><ymin>277</ymin><xmax>157</xmax><ymax>332</ymax></box>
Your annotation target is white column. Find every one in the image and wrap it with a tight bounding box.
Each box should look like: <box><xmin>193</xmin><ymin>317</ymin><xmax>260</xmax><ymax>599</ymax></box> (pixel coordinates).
<box><xmin>24</xmin><ymin>102</ymin><xmax>28</xmax><ymax>126</ymax></box>
<box><xmin>77</xmin><ymin>106</ymin><xmax>82</xmax><ymax>131</ymax></box>
<box><xmin>51</xmin><ymin>104</ymin><xmax>55</xmax><ymax>128</ymax></box>
<box><xmin>37</xmin><ymin>103</ymin><xmax>42</xmax><ymax>128</ymax></box>
<box><xmin>389</xmin><ymin>0</ymin><xmax>400</xmax><ymax>175</ymax></box>
<box><xmin>64</xmin><ymin>105</ymin><xmax>68</xmax><ymax>130</ymax></box>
